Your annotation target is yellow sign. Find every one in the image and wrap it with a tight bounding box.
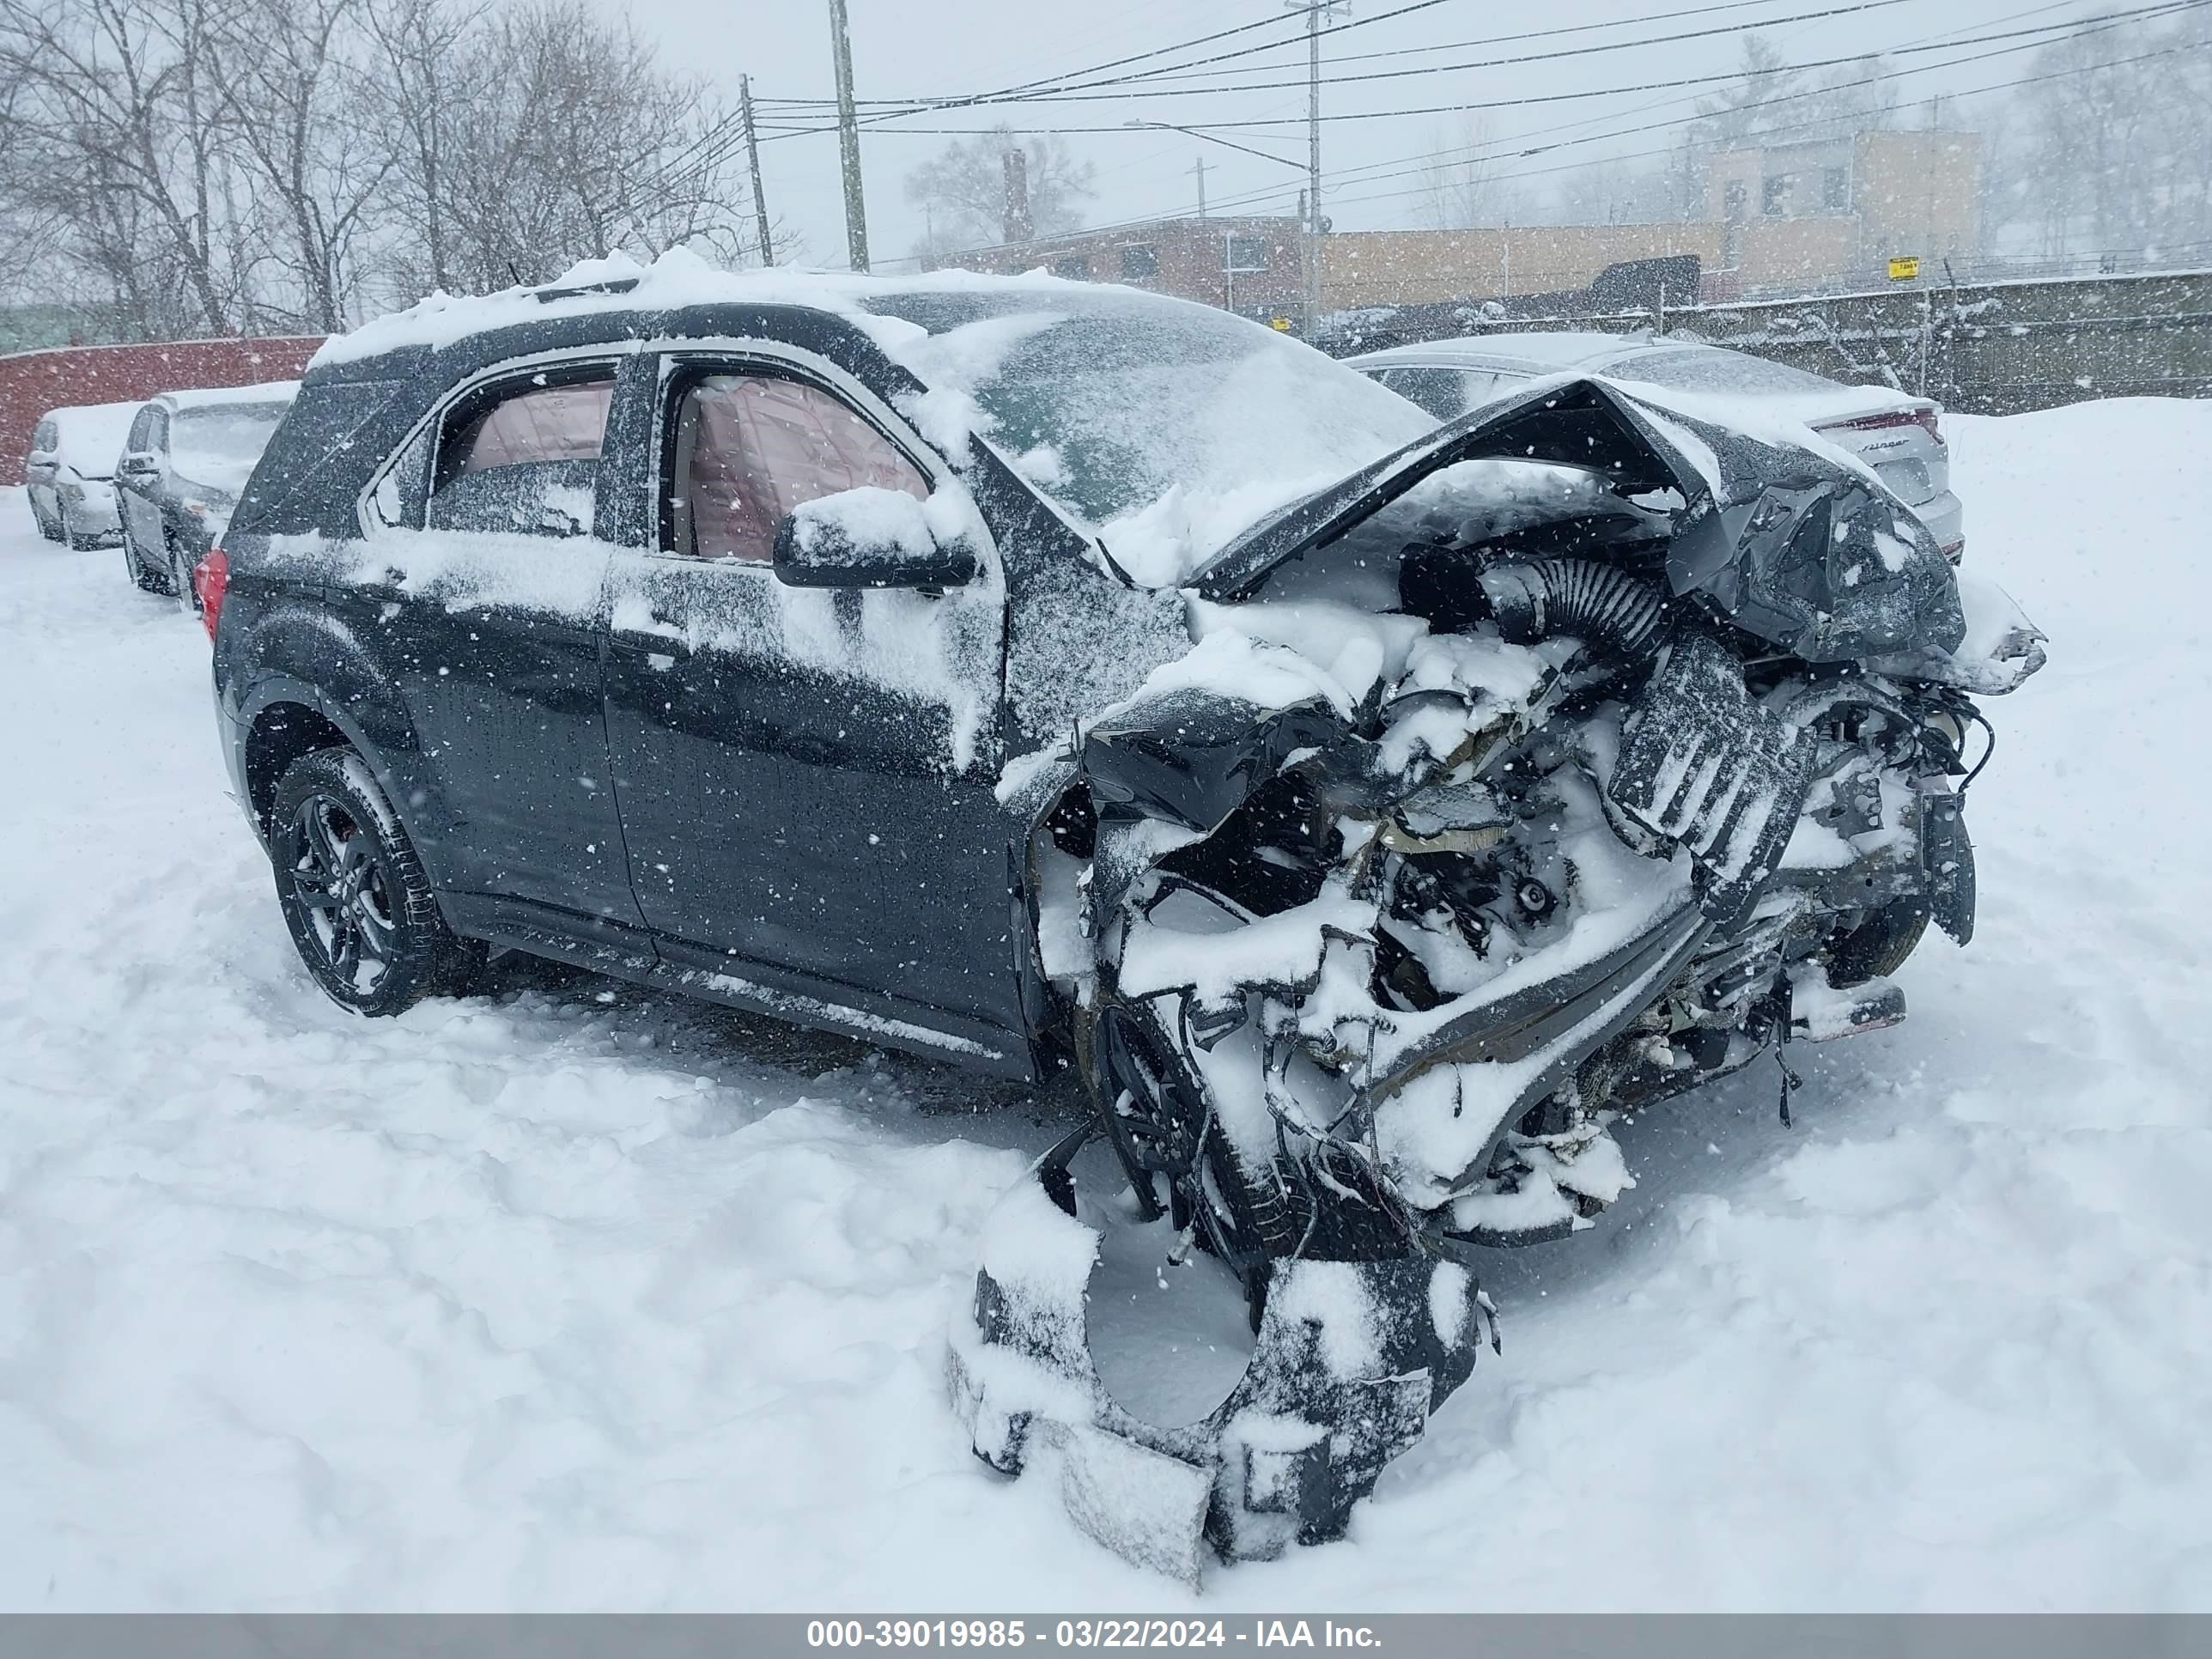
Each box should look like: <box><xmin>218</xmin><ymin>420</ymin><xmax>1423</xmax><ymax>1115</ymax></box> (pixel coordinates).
<box><xmin>1887</xmin><ymin>255</ymin><xmax>1923</xmax><ymax>281</ymax></box>
<box><xmin>1267</xmin><ymin>315</ymin><xmax>1295</xmax><ymax>332</ymax></box>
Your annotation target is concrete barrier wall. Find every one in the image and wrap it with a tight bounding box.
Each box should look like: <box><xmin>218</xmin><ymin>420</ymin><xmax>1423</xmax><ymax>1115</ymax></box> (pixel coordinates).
<box><xmin>1443</xmin><ymin>269</ymin><xmax>2212</xmax><ymax>416</ymax></box>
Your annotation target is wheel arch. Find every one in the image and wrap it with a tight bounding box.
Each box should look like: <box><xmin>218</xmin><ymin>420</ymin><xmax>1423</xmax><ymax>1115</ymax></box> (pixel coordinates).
<box><xmin>232</xmin><ymin>641</ymin><xmax>460</xmax><ymax>888</ymax></box>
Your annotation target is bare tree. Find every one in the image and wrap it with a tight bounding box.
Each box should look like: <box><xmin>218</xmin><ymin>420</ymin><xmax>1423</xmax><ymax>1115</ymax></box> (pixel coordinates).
<box><xmin>2</xmin><ymin>0</ymin><xmax>781</xmax><ymax>337</ymax></box>
<box><xmin>2003</xmin><ymin>12</ymin><xmax>2212</xmax><ymax>259</ymax></box>
<box><xmin>213</xmin><ymin>0</ymin><xmax>395</xmax><ymax>331</ymax></box>
<box><xmin>430</xmin><ymin>0</ymin><xmax>777</xmax><ymax>295</ymax></box>
<box><xmin>1692</xmin><ymin>35</ymin><xmax>1898</xmax><ymax>152</ymax></box>
<box><xmin>360</xmin><ymin>0</ymin><xmax>484</xmax><ymax>299</ymax></box>
<box><xmin>0</xmin><ymin>0</ymin><xmax>250</xmax><ymax>334</ymax></box>
<box><xmin>904</xmin><ymin>122</ymin><xmax>1094</xmax><ymax>258</ymax></box>
<box><xmin>1413</xmin><ymin>115</ymin><xmax>1516</xmax><ymax>231</ymax></box>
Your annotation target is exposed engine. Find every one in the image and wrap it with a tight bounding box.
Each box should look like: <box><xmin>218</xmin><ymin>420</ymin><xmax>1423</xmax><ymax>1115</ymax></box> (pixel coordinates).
<box><xmin>953</xmin><ymin>378</ymin><xmax>2045</xmax><ymax>1577</ymax></box>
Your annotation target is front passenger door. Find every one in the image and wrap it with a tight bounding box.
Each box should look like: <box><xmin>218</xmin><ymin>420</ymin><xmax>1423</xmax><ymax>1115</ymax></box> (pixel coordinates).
<box><xmin>601</xmin><ymin>355</ymin><xmax>1023</xmax><ymax>1050</ymax></box>
<box><xmin>117</xmin><ymin>405</ymin><xmax>166</xmax><ymax>553</ymax></box>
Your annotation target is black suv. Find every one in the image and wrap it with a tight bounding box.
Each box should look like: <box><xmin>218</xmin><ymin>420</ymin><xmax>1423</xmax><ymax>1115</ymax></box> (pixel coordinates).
<box><xmin>212</xmin><ymin>265</ymin><xmax>2029</xmax><ymax>1317</ymax></box>
<box><xmin>211</xmin><ymin>274</ymin><xmax>1425</xmax><ymax>1063</ymax></box>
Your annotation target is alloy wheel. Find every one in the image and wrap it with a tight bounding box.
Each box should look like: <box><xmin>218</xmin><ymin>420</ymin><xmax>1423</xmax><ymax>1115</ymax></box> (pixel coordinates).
<box><xmin>287</xmin><ymin>793</ymin><xmax>397</xmax><ymax>994</ymax></box>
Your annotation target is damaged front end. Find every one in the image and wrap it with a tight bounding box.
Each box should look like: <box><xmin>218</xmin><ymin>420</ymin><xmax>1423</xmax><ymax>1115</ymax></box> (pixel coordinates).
<box><xmin>956</xmin><ymin>377</ymin><xmax>2044</xmax><ymax>1576</ymax></box>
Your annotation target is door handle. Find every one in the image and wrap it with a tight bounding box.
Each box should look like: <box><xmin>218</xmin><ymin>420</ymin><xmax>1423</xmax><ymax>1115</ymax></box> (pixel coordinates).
<box><xmin>611</xmin><ymin>630</ymin><xmax>692</xmax><ymax>662</ymax></box>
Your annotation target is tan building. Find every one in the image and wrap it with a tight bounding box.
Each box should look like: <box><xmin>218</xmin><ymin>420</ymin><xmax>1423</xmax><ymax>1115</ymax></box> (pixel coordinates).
<box><xmin>939</xmin><ymin>128</ymin><xmax>1983</xmax><ymax>324</ymax></box>
<box><xmin>1320</xmin><ymin>224</ymin><xmax>1721</xmax><ymax>311</ymax></box>
<box><xmin>1705</xmin><ymin>129</ymin><xmax>1983</xmax><ymax>289</ymax></box>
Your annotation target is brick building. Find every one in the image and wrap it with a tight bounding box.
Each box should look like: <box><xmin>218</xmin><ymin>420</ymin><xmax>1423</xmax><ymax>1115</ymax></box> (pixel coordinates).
<box><xmin>2</xmin><ymin>336</ymin><xmax>323</xmax><ymax>483</ymax></box>
<box><xmin>950</xmin><ymin>215</ymin><xmax>1311</xmax><ymax>325</ymax></box>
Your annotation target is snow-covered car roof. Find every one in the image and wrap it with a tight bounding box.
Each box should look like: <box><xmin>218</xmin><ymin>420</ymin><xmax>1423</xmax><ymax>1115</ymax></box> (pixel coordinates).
<box><xmin>152</xmin><ymin>380</ymin><xmax>301</xmax><ymax>412</ymax></box>
<box><xmin>1351</xmin><ymin>332</ymin><xmax>1927</xmax><ymax>423</ymax></box>
<box><xmin>31</xmin><ymin>400</ymin><xmax>144</xmax><ymax>471</ymax></box>
<box><xmin>309</xmin><ymin>248</ymin><xmax>1434</xmax><ymax>589</ymax></box>
<box><xmin>313</xmin><ymin>247</ymin><xmax>1129</xmax><ymax>368</ymax></box>
<box><xmin>1351</xmin><ymin>331</ymin><xmax>1641</xmax><ymax>374</ymax></box>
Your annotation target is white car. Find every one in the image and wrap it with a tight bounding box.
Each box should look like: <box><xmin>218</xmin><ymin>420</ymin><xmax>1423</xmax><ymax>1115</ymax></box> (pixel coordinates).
<box><xmin>1349</xmin><ymin>331</ymin><xmax>1966</xmax><ymax>559</ymax></box>
<box><xmin>22</xmin><ymin>400</ymin><xmax>144</xmax><ymax>550</ymax></box>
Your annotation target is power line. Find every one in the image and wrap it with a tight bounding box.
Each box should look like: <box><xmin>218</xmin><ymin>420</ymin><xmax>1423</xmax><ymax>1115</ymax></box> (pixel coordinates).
<box><xmin>748</xmin><ymin>1</ymin><xmax>2198</xmax><ymax>141</ymax></box>
<box><xmin>914</xmin><ymin>16</ymin><xmax>2209</xmax><ymax>259</ymax></box>
<box><xmin>1320</xmin><ymin>35</ymin><xmax>2212</xmax><ymax>216</ymax></box>
<box><xmin>831</xmin><ymin>0</ymin><xmax>2197</xmax><ymax>120</ymax></box>
<box><xmin>626</xmin><ymin>0</ymin><xmax>1462</xmax><ymax>215</ymax></box>
<box><xmin>836</xmin><ymin>0</ymin><xmax>1918</xmax><ymax>109</ymax></box>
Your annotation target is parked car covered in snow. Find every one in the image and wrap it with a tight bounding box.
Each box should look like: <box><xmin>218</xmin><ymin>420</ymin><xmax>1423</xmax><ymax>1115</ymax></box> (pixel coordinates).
<box><xmin>115</xmin><ymin>381</ymin><xmax>299</xmax><ymax>607</ymax></box>
<box><xmin>22</xmin><ymin>400</ymin><xmax>142</xmax><ymax>549</ymax></box>
<box><xmin>208</xmin><ymin>255</ymin><xmax>2044</xmax><ymax>1560</ymax></box>
<box><xmin>1349</xmin><ymin>332</ymin><xmax>1967</xmax><ymax>560</ymax></box>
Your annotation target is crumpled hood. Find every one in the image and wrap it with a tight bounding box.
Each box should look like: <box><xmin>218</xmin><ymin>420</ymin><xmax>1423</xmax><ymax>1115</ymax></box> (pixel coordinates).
<box><xmin>1192</xmin><ymin>375</ymin><xmax>1972</xmax><ymax>666</ymax></box>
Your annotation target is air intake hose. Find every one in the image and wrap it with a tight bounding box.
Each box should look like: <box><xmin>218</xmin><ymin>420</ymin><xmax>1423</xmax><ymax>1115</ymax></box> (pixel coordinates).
<box><xmin>1475</xmin><ymin>558</ymin><xmax>1668</xmax><ymax>659</ymax></box>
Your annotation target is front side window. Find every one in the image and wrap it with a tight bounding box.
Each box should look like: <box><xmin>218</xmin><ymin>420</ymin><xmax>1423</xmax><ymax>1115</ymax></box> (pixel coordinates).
<box><xmin>423</xmin><ymin>370</ymin><xmax>615</xmax><ymax>537</ymax></box>
<box><xmin>33</xmin><ymin>419</ymin><xmax>57</xmax><ymax>453</ymax></box>
<box><xmin>668</xmin><ymin>374</ymin><xmax>928</xmax><ymax>562</ymax></box>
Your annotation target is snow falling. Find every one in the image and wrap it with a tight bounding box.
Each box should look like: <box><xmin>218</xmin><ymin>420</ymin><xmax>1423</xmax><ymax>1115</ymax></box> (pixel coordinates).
<box><xmin>2</xmin><ymin>398</ymin><xmax>2209</xmax><ymax>1607</ymax></box>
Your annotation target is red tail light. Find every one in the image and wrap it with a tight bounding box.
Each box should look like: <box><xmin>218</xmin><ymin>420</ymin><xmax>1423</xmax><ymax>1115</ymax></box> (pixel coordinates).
<box><xmin>1820</xmin><ymin>407</ymin><xmax>1942</xmax><ymax>444</ymax></box>
<box><xmin>195</xmin><ymin>547</ymin><xmax>229</xmax><ymax>643</ymax></box>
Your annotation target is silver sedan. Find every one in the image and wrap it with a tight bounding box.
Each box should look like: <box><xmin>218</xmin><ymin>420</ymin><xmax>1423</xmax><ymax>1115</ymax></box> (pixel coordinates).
<box><xmin>1348</xmin><ymin>331</ymin><xmax>1966</xmax><ymax>560</ymax></box>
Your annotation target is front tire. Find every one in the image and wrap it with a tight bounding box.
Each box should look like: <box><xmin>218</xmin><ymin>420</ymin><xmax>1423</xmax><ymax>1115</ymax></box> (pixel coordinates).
<box><xmin>270</xmin><ymin>748</ymin><xmax>486</xmax><ymax>1016</ymax></box>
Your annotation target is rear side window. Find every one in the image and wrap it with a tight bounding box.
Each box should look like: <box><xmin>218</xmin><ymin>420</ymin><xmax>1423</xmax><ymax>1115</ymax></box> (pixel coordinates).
<box><xmin>416</xmin><ymin>368</ymin><xmax>616</xmax><ymax>538</ymax></box>
<box><xmin>449</xmin><ymin>380</ymin><xmax>612</xmax><ymax>474</ymax></box>
<box><xmin>667</xmin><ymin>374</ymin><xmax>927</xmax><ymax>562</ymax></box>
<box><xmin>1377</xmin><ymin>366</ymin><xmax>1477</xmax><ymax>421</ymax></box>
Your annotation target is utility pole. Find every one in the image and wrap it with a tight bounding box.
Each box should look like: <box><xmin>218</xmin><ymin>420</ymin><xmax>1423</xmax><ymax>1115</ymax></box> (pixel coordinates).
<box><xmin>826</xmin><ymin>0</ymin><xmax>870</xmax><ymax>271</ymax></box>
<box><xmin>1191</xmin><ymin>155</ymin><xmax>1208</xmax><ymax>218</ymax></box>
<box><xmin>1287</xmin><ymin>0</ymin><xmax>1342</xmax><ymax>332</ymax></box>
<box><xmin>739</xmin><ymin>75</ymin><xmax>774</xmax><ymax>268</ymax></box>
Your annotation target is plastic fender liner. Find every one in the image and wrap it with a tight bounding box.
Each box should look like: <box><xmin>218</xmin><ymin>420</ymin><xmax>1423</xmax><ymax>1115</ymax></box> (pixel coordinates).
<box><xmin>946</xmin><ymin>1166</ymin><xmax>1492</xmax><ymax>1583</ymax></box>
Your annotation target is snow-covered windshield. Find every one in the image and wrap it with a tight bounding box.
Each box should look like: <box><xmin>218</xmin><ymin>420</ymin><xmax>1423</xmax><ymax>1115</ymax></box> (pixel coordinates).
<box><xmin>1612</xmin><ymin>349</ymin><xmax>1841</xmax><ymax>396</ymax></box>
<box><xmin>171</xmin><ymin>403</ymin><xmax>289</xmax><ymax>495</ymax></box>
<box><xmin>866</xmin><ymin>287</ymin><xmax>1431</xmax><ymax>586</ymax></box>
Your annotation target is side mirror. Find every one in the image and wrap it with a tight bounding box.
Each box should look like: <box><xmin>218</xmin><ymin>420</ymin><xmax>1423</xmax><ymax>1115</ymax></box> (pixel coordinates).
<box><xmin>118</xmin><ymin>451</ymin><xmax>160</xmax><ymax>479</ymax></box>
<box><xmin>771</xmin><ymin>488</ymin><xmax>978</xmax><ymax>590</ymax></box>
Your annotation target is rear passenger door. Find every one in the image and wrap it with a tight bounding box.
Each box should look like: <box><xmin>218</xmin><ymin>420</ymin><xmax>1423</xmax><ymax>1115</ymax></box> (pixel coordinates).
<box><xmin>599</xmin><ymin>347</ymin><xmax>1023</xmax><ymax>1054</ymax></box>
<box><xmin>348</xmin><ymin>351</ymin><xmax>647</xmax><ymax>946</ymax></box>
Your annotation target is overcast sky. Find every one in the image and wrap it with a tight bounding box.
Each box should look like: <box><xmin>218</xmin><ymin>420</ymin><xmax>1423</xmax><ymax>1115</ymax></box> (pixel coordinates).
<box><xmin>622</xmin><ymin>0</ymin><xmax>2120</xmax><ymax>267</ymax></box>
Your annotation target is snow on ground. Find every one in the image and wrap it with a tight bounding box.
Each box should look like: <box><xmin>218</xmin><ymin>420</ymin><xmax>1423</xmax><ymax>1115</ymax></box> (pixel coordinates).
<box><xmin>2</xmin><ymin>398</ymin><xmax>2209</xmax><ymax>1611</ymax></box>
